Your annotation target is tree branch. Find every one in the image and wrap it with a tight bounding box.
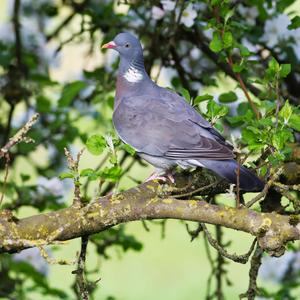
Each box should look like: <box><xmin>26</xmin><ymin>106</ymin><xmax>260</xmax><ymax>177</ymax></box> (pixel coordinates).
<box><xmin>0</xmin><ymin>113</ymin><xmax>39</xmax><ymax>159</ymax></box>
<box><xmin>0</xmin><ymin>178</ymin><xmax>299</xmax><ymax>255</ymax></box>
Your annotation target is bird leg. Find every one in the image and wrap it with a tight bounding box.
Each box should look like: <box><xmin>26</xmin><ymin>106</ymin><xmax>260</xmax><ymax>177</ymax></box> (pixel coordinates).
<box><xmin>145</xmin><ymin>171</ymin><xmax>175</xmax><ymax>184</ymax></box>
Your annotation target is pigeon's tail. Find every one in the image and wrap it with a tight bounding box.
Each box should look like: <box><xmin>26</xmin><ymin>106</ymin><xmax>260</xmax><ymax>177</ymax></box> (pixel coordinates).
<box><xmin>197</xmin><ymin>159</ymin><xmax>264</xmax><ymax>192</ymax></box>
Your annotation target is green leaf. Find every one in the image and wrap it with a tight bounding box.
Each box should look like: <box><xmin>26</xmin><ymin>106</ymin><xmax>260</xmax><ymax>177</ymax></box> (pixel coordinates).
<box><xmin>36</xmin><ymin>95</ymin><xmax>51</xmax><ymax>113</ymax></box>
<box><xmin>181</xmin><ymin>88</ymin><xmax>190</xmax><ymax>102</ymax></box>
<box><xmin>288</xmin><ymin>16</ymin><xmax>300</xmax><ymax>29</ymax></box>
<box><xmin>272</xmin><ymin>131</ymin><xmax>286</xmax><ymax>150</ymax></box>
<box><xmin>289</xmin><ymin>113</ymin><xmax>300</xmax><ymax>131</ymax></box>
<box><xmin>193</xmin><ymin>94</ymin><xmax>214</xmax><ymax>105</ymax></box>
<box><xmin>59</xmin><ymin>172</ymin><xmax>74</xmax><ymax>179</ymax></box>
<box><xmin>224</xmin><ymin>8</ymin><xmax>235</xmax><ymax>25</ymax></box>
<box><xmin>211</xmin><ymin>0</ymin><xmax>222</xmax><ymax>5</ymax></box>
<box><xmin>214</xmin><ymin>121</ymin><xmax>224</xmax><ymax>133</ymax></box>
<box><xmin>279</xmin><ymin>64</ymin><xmax>291</xmax><ymax>78</ymax></box>
<box><xmin>223</xmin><ymin>31</ymin><xmax>233</xmax><ymax>48</ymax></box>
<box><xmin>209</xmin><ymin>32</ymin><xmax>223</xmax><ymax>53</ymax></box>
<box><xmin>100</xmin><ymin>166</ymin><xmax>122</xmax><ymax>182</ymax></box>
<box><xmin>206</xmin><ymin>100</ymin><xmax>229</xmax><ymax>120</ymax></box>
<box><xmin>80</xmin><ymin>168</ymin><xmax>98</xmax><ymax>180</ymax></box>
<box><xmin>268</xmin><ymin>152</ymin><xmax>286</xmax><ymax>165</ymax></box>
<box><xmin>86</xmin><ymin>134</ymin><xmax>106</xmax><ymax>155</ymax></box>
<box><xmin>218</xmin><ymin>91</ymin><xmax>238</xmax><ymax>103</ymax></box>
<box><xmin>80</xmin><ymin>168</ymin><xmax>95</xmax><ymax>176</ymax></box>
<box><xmin>279</xmin><ymin>100</ymin><xmax>292</xmax><ymax>124</ymax></box>
<box><xmin>58</xmin><ymin>81</ymin><xmax>87</xmax><ymax>107</ymax></box>
<box><xmin>241</xmin><ymin>127</ymin><xmax>262</xmax><ymax>149</ymax></box>
<box><xmin>268</xmin><ymin>57</ymin><xmax>280</xmax><ymax>74</ymax></box>
<box><xmin>20</xmin><ymin>173</ymin><xmax>30</xmax><ymax>182</ymax></box>
<box><xmin>121</xmin><ymin>143</ymin><xmax>136</xmax><ymax>156</ymax></box>
<box><xmin>238</xmin><ymin>44</ymin><xmax>251</xmax><ymax>57</ymax></box>
<box><xmin>232</xmin><ymin>62</ymin><xmax>245</xmax><ymax>73</ymax></box>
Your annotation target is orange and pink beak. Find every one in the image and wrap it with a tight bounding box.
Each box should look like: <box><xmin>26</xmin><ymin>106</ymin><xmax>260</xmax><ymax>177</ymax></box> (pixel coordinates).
<box><xmin>101</xmin><ymin>41</ymin><xmax>117</xmax><ymax>49</ymax></box>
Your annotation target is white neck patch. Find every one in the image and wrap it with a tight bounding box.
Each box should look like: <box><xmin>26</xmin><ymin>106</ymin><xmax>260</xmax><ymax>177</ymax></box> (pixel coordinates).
<box><xmin>123</xmin><ymin>66</ymin><xmax>143</xmax><ymax>83</ymax></box>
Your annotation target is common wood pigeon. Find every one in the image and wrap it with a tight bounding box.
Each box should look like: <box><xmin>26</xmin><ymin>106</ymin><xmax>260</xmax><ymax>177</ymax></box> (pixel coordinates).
<box><xmin>102</xmin><ymin>32</ymin><xmax>264</xmax><ymax>191</ymax></box>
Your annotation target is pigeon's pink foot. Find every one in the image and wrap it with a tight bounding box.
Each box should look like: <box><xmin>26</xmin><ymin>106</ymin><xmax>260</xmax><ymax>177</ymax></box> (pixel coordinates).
<box><xmin>166</xmin><ymin>173</ymin><xmax>175</xmax><ymax>184</ymax></box>
<box><xmin>146</xmin><ymin>172</ymin><xmax>175</xmax><ymax>183</ymax></box>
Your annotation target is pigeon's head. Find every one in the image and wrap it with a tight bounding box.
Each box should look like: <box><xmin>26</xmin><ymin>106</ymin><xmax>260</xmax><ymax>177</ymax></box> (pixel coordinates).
<box><xmin>102</xmin><ymin>32</ymin><xmax>143</xmax><ymax>61</ymax></box>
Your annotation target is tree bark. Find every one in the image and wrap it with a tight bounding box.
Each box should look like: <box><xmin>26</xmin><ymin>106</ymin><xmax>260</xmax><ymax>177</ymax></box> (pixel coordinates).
<box><xmin>1</xmin><ymin>179</ymin><xmax>299</xmax><ymax>256</ymax></box>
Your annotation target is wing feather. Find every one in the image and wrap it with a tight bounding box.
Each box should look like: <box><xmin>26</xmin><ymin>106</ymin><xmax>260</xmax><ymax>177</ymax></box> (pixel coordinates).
<box><xmin>113</xmin><ymin>93</ymin><xmax>234</xmax><ymax>160</ymax></box>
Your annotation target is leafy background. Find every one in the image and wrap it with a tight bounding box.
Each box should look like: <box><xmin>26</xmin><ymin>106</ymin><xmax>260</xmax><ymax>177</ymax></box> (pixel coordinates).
<box><xmin>0</xmin><ymin>0</ymin><xmax>300</xmax><ymax>299</ymax></box>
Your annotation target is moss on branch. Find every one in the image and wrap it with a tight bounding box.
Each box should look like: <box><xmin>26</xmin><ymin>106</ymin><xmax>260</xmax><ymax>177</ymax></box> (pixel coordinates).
<box><xmin>0</xmin><ymin>179</ymin><xmax>299</xmax><ymax>255</ymax></box>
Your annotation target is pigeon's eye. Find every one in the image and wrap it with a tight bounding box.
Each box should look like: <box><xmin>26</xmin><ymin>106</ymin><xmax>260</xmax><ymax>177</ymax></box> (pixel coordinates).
<box><xmin>125</xmin><ymin>43</ymin><xmax>130</xmax><ymax>48</ymax></box>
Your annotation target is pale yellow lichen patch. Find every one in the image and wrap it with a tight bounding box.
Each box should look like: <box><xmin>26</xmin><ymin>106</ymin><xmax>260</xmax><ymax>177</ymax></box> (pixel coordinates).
<box><xmin>261</xmin><ymin>217</ymin><xmax>272</xmax><ymax>228</ymax></box>
<box><xmin>146</xmin><ymin>197</ymin><xmax>159</xmax><ymax>206</ymax></box>
<box><xmin>146</xmin><ymin>184</ymin><xmax>157</xmax><ymax>193</ymax></box>
<box><xmin>188</xmin><ymin>200</ymin><xmax>197</xmax><ymax>208</ymax></box>
<box><xmin>87</xmin><ymin>212</ymin><xmax>100</xmax><ymax>219</ymax></box>
<box><xmin>162</xmin><ymin>199</ymin><xmax>173</xmax><ymax>204</ymax></box>
<box><xmin>111</xmin><ymin>199</ymin><xmax>120</xmax><ymax>205</ymax></box>
<box><xmin>122</xmin><ymin>204</ymin><xmax>131</xmax><ymax>215</ymax></box>
<box><xmin>99</xmin><ymin>209</ymin><xmax>106</xmax><ymax>218</ymax></box>
<box><xmin>110</xmin><ymin>194</ymin><xmax>125</xmax><ymax>205</ymax></box>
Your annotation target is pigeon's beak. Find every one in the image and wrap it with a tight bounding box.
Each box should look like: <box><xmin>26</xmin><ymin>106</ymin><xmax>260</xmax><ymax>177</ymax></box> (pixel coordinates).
<box><xmin>101</xmin><ymin>41</ymin><xmax>117</xmax><ymax>49</ymax></box>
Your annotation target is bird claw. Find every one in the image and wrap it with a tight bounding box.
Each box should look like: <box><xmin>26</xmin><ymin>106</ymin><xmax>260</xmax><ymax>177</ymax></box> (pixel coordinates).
<box><xmin>145</xmin><ymin>172</ymin><xmax>175</xmax><ymax>184</ymax></box>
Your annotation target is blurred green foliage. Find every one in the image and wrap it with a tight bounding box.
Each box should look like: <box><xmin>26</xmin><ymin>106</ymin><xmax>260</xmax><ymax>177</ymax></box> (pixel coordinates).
<box><xmin>0</xmin><ymin>0</ymin><xmax>300</xmax><ymax>299</ymax></box>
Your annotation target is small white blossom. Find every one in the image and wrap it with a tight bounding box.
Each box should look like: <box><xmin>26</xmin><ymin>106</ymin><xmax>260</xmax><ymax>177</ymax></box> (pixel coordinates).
<box><xmin>180</xmin><ymin>3</ymin><xmax>197</xmax><ymax>28</ymax></box>
<box><xmin>13</xmin><ymin>247</ymin><xmax>49</xmax><ymax>275</ymax></box>
<box><xmin>194</xmin><ymin>3</ymin><xmax>207</xmax><ymax>12</ymax></box>
<box><xmin>104</xmin><ymin>134</ymin><xmax>115</xmax><ymax>155</ymax></box>
<box><xmin>37</xmin><ymin>177</ymin><xmax>64</xmax><ymax>197</ymax></box>
<box><xmin>152</xmin><ymin>6</ymin><xmax>165</xmax><ymax>20</ymax></box>
<box><xmin>203</xmin><ymin>27</ymin><xmax>213</xmax><ymax>40</ymax></box>
<box><xmin>261</xmin><ymin>14</ymin><xmax>291</xmax><ymax>48</ymax></box>
<box><xmin>161</xmin><ymin>0</ymin><xmax>175</xmax><ymax>11</ymax></box>
<box><xmin>290</xmin><ymin>28</ymin><xmax>300</xmax><ymax>61</ymax></box>
<box><xmin>238</xmin><ymin>5</ymin><xmax>259</xmax><ymax>26</ymax></box>
<box><xmin>190</xmin><ymin>48</ymin><xmax>201</xmax><ymax>60</ymax></box>
<box><xmin>181</xmin><ymin>57</ymin><xmax>192</xmax><ymax>73</ymax></box>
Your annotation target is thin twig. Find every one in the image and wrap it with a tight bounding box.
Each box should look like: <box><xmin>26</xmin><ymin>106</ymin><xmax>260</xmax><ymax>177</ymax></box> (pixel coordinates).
<box><xmin>172</xmin><ymin>181</ymin><xmax>221</xmax><ymax>198</ymax></box>
<box><xmin>236</xmin><ymin>157</ymin><xmax>241</xmax><ymax>207</ymax></box>
<box><xmin>13</xmin><ymin>0</ymin><xmax>22</xmax><ymax>68</ymax></box>
<box><xmin>0</xmin><ymin>113</ymin><xmax>39</xmax><ymax>158</ymax></box>
<box><xmin>215</xmin><ymin>225</ymin><xmax>225</xmax><ymax>300</ymax></box>
<box><xmin>73</xmin><ymin>236</ymin><xmax>89</xmax><ymax>300</ymax></box>
<box><xmin>0</xmin><ymin>154</ymin><xmax>10</xmax><ymax>206</ymax></box>
<box><xmin>246</xmin><ymin>167</ymin><xmax>283</xmax><ymax>208</ymax></box>
<box><xmin>239</xmin><ymin>245</ymin><xmax>263</xmax><ymax>299</ymax></box>
<box><xmin>2</xmin><ymin>104</ymin><xmax>15</xmax><ymax>147</ymax></box>
<box><xmin>64</xmin><ymin>147</ymin><xmax>85</xmax><ymax>206</ymax></box>
<box><xmin>38</xmin><ymin>246</ymin><xmax>76</xmax><ymax>265</ymax></box>
<box><xmin>201</xmin><ymin>223</ymin><xmax>257</xmax><ymax>264</ymax></box>
<box><xmin>185</xmin><ymin>222</ymin><xmax>203</xmax><ymax>241</ymax></box>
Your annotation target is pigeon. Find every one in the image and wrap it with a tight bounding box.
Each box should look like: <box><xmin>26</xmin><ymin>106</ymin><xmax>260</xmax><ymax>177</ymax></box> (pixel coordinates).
<box><xmin>102</xmin><ymin>32</ymin><xmax>264</xmax><ymax>192</ymax></box>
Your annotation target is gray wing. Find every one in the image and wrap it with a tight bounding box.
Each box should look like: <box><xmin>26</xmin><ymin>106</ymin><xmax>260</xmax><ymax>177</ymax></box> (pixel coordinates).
<box><xmin>113</xmin><ymin>91</ymin><xmax>234</xmax><ymax>160</ymax></box>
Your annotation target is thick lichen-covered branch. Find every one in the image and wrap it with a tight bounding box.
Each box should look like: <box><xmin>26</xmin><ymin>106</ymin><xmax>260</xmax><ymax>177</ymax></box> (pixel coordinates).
<box><xmin>0</xmin><ymin>179</ymin><xmax>299</xmax><ymax>255</ymax></box>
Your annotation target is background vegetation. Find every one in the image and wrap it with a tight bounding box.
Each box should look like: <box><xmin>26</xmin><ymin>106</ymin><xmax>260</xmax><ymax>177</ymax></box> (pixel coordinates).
<box><xmin>0</xmin><ymin>0</ymin><xmax>300</xmax><ymax>299</ymax></box>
